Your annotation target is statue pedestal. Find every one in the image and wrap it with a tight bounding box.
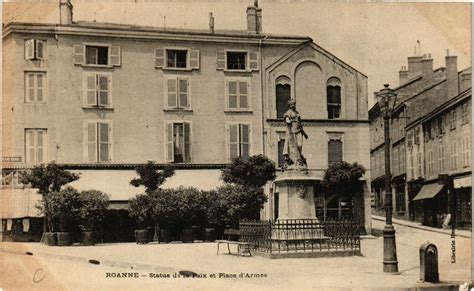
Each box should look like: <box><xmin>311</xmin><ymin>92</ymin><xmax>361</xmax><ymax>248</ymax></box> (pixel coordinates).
<box><xmin>274</xmin><ymin>170</ymin><xmax>319</xmax><ymax>220</ymax></box>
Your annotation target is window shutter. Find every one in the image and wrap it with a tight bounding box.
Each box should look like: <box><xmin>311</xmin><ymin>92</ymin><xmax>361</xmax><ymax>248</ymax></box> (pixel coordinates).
<box><xmin>73</xmin><ymin>44</ymin><xmax>85</xmax><ymax>65</ymax></box>
<box><xmin>36</xmin><ymin>40</ymin><xmax>45</xmax><ymax>59</ymax></box>
<box><xmin>36</xmin><ymin>74</ymin><xmax>43</xmax><ymax>102</ymax></box>
<box><xmin>239</xmin><ymin>81</ymin><xmax>249</xmax><ymax>109</ymax></box>
<box><xmin>155</xmin><ymin>49</ymin><xmax>165</xmax><ymax>68</ymax></box>
<box><xmin>216</xmin><ymin>51</ymin><xmax>226</xmax><ymax>70</ymax></box>
<box><xmin>227</xmin><ymin>80</ymin><xmax>238</xmax><ymax>109</ymax></box>
<box><xmin>178</xmin><ymin>79</ymin><xmax>188</xmax><ymax>108</ymax></box>
<box><xmin>36</xmin><ymin>130</ymin><xmax>44</xmax><ymax>163</ymax></box>
<box><xmin>189</xmin><ymin>50</ymin><xmax>200</xmax><ymax>69</ymax></box>
<box><xmin>228</xmin><ymin>124</ymin><xmax>239</xmax><ymax>161</ymax></box>
<box><xmin>85</xmin><ymin>74</ymin><xmax>97</xmax><ymax>106</ymax></box>
<box><xmin>98</xmin><ymin>123</ymin><xmax>110</xmax><ymax>162</ymax></box>
<box><xmin>166</xmin><ymin>79</ymin><xmax>177</xmax><ymax>108</ymax></box>
<box><xmin>240</xmin><ymin>124</ymin><xmax>250</xmax><ymax>159</ymax></box>
<box><xmin>328</xmin><ymin>139</ymin><xmax>343</xmax><ymax>166</ymax></box>
<box><xmin>25</xmin><ymin>39</ymin><xmax>34</xmax><ymax>60</ymax></box>
<box><xmin>249</xmin><ymin>52</ymin><xmax>259</xmax><ymax>71</ymax></box>
<box><xmin>109</xmin><ymin>46</ymin><xmax>121</xmax><ymax>67</ymax></box>
<box><xmin>86</xmin><ymin>122</ymin><xmax>97</xmax><ymax>162</ymax></box>
<box><xmin>166</xmin><ymin>122</ymin><xmax>174</xmax><ymax>162</ymax></box>
<box><xmin>183</xmin><ymin>122</ymin><xmax>191</xmax><ymax>162</ymax></box>
<box><xmin>26</xmin><ymin>130</ymin><xmax>35</xmax><ymax>163</ymax></box>
<box><xmin>26</xmin><ymin>73</ymin><xmax>35</xmax><ymax>102</ymax></box>
<box><xmin>98</xmin><ymin>75</ymin><xmax>109</xmax><ymax>106</ymax></box>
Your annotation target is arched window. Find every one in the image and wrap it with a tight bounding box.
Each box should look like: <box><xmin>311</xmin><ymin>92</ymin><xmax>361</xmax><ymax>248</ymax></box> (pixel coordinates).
<box><xmin>327</xmin><ymin>77</ymin><xmax>341</xmax><ymax>119</ymax></box>
<box><xmin>276</xmin><ymin>76</ymin><xmax>291</xmax><ymax>118</ymax></box>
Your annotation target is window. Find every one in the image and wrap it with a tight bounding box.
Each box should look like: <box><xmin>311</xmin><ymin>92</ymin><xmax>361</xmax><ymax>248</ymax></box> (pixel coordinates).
<box><xmin>165</xmin><ymin>122</ymin><xmax>191</xmax><ymax>163</ymax></box>
<box><xmin>450</xmin><ymin>109</ymin><xmax>457</xmax><ymax>130</ymax></box>
<box><xmin>73</xmin><ymin>44</ymin><xmax>121</xmax><ymax>67</ymax></box>
<box><xmin>276</xmin><ymin>76</ymin><xmax>291</xmax><ymax>118</ymax></box>
<box><xmin>25</xmin><ymin>129</ymin><xmax>47</xmax><ymax>163</ymax></box>
<box><xmin>439</xmin><ymin>145</ymin><xmax>445</xmax><ymax>171</ymax></box>
<box><xmin>25</xmin><ymin>72</ymin><xmax>46</xmax><ymax>102</ymax></box>
<box><xmin>381</xmin><ymin>149</ymin><xmax>385</xmax><ymax>174</ymax></box>
<box><xmin>450</xmin><ymin>140</ymin><xmax>457</xmax><ymax>170</ymax></box>
<box><xmin>427</xmin><ymin>150</ymin><xmax>434</xmax><ymax>174</ymax></box>
<box><xmin>216</xmin><ymin>51</ymin><xmax>258</xmax><ymax>71</ymax></box>
<box><xmin>84</xmin><ymin>121</ymin><xmax>112</xmax><ymax>163</ymax></box>
<box><xmin>437</xmin><ymin>117</ymin><xmax>443</xmax><ymax>135</ymax></box>
<box><xmin>409</xmin><ymin>148</ymin><xmax>414</xmax><ymax>178</ymax></box>
<box><xmin>226</xmin><ymin>79</ymin><xmax>250</xmax><ymax>110</ymax></box>
<box><xmin>167</xmin><ymin>50</ymin><xmax>187</xmax><ymax>68</ymax></box>
<box><xmin>226</xmin><ymin>52</ymin><xmax>247</xmax><ymax>70</ymax></box>
<box><xmin>228</xmin><ymin>123</ymin><xmax>251</xmax><ymax>161</ymax></box>
<box><xmin>86</xmin><ymin>46</ymin><xmax>109</xmax><ymax>65</ymax></box>
<box><xmin>84</xmin><ymin>73</ymin><xmax>112</xmax><ymax>107</ymax></box>
<box><xmin>392</xmin><ymin>119</ymin><xmax>399</xmax><ymax>141</ymax></box>
<box><xmin>328</xmin><ymin>134</ymin><xmax>343</xmax><ymax>166</ymax></box>
<box><xmin>441</xmin><ymin>115</ymin><xmax>446</xmax><ymax>133</ymax></box>
<box><xmin>399</xmin><ymin>145</ymin><xmax>406</xmax><ymax>173</ymax></box>
<box><xmin>165</xmin><ymin>78</ymin><xmax>190</xmax><ymax>109</ymax></box>
<box><xmin>461</xmin><ymin>102</ymin><xmax>469</xmax><ymax>124</ymax></box>
<box><xmin>25</xmin><ymin>39</ymin><xmax>45</xmax><ymax>60</ymax></box>
<box><xmin>414</xmin><ymin>127</ymin><xmax>420</xmax><ymax>145</ymax></box>
<box><xmin>399</xmin><ymin>117</ymin><xmax>405</xmax><ymax>139</ymax></box>
<box><xmin>417</xmin><ymin>152</ymin><xmax>422</xmax><ymax>177</ymax></box>
<box><xmin>392</xmin><ymin>148</ymin><xmax>399</xmax><ymax>176</ymax></box>
<box><xmin>462</xmin><ymin>136</ymin><xmax>470</xmax><ymax>167</ymax></box>
<box><xmin>396</xmin><ymin>187</ymin><xmax>406</xmax><ymax>212</ymax></box>
<box><xmin>407</xmin><ymin>131</ymin><xmax>413</xmax><ymax>148</ymax></box>
<box><xmin>327</xmin><ymin>78</ymin><xmax>342</xmax><ymax>119</ymax></box>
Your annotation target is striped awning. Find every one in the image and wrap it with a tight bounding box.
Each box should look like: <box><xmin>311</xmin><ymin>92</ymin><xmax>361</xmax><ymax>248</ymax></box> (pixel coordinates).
<box><xmin>454</xmin><ymin>176</ymin><xmax>471</xmax><ymax>189</ymax></box>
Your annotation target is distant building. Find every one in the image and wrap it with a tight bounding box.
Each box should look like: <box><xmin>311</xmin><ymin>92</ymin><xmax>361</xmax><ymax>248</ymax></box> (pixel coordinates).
<box><xmin>369</xmin><ymin>49</ymin><xmax>471</xmax><ymax>230</ymax></box>
<box><xmin>1</xmin><ymin>0</ymin><xmax>371</xmax><ymax>241</ymax></box>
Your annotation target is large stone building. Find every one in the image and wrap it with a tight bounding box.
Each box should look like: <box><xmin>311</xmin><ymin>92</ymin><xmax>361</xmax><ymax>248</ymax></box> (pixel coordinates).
<box><xmin>369</xmin><ymin>48</ymin><xmax>471</xmax><ymax>229</ymax></box>
<box><xmin>1</xmin><ymin>0</ymin><xmax>371</xmax><ymax>241</ymax></box>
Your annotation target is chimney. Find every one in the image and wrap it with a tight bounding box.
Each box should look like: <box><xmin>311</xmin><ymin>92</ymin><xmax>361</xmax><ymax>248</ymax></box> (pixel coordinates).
<box><xmin>59</xmin><ymin>0</ymin><xmax>73</xmax><ymax>25</ymax></box>
<box><xmin>445</xmin><ymin>50</ymin><xmax>459</xmax><ymax>98</ymax></box>
<box><xmin>209</xmin><ymin>12</ymin><xmax>214</xmax><ymax>33</ymax></box>
<box><xmin>407</xmin><ymin>56</ymin><xmax>423</xmax><ymax>79</ymax></box>
<box><xmin>399</xmin><ymin>66</ymin><xmax>408</xmax><ymax>86</ymax></box>
<box><xmin>246</xmin><ymin>0</ymin><xmax>262</xmax><ymax>34</ymax></box>
<box><xmin>421</xmin><ymin>53</ymin><xmax>434</xmax><ymax>83</ymax></box>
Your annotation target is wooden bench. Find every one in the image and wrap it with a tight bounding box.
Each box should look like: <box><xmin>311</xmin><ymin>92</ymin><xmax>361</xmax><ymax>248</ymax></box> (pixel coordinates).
<box><xmin>216</xmin><ymin>229</ymin><xmax>252</xmax><ymax>257</ymax></box>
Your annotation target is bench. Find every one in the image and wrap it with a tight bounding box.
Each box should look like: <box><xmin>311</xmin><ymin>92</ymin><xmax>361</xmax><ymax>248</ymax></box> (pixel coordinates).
<box><xmin>216</xmin><ymin>229</ymin><xmax>252</xmax><ymax>257</ymax></box>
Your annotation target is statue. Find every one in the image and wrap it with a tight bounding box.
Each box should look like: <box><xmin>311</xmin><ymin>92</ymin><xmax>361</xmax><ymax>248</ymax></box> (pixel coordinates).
<box><xmin>283</xmin><ymin>99</ymin><xmax>308</xmax><ymax>170</ymax></box>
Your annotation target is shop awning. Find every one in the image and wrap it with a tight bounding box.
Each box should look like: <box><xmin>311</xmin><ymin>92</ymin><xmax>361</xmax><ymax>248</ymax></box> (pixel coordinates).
<box><xmin>1</xmin><ymin>188</ymin><xmax>42</xmax><ymax>219</ymax></box>
<box><xmin>412</xmin><ymin>183</ymin><xmax>444</xmax><ymax>201</ymax></box>
<box><xmin>454</xmin><ymin>176</ymin><xmax>471</xmax><ymax>189</ymax></box>
<box><xmin>68</xmin><ymin>169</ymin><xmax>223</xmax><ymax>201</ymax></box>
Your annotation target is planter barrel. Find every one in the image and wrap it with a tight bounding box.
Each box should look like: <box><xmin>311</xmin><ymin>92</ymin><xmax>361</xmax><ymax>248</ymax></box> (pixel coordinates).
<box><xmin>192</xmin><ymin>226</ymin><xmax>203</xmax><ymax>241</ymax></box>
<box><xmin>57</xmin><ymin>232</ymin><xmax>73</xmax><ymax>246</ymax></box>
<box><xmin>182</xmin><ymin>229</ymin><xmax>194</xmax><ymax>243</ymax></box>
<box><xmin>135</xmin><ymin>229</ymin><xmax>149</xmax><ymax>244</ymax></box>
<box><xmin>44</xmin><ymin>232</ymin><xmax>58</xmax><ymax>246</ymax></box>
<box><xmin>81</xmin><ymin>231</ymin><xmax>95</xmax><ymax>246</ymax></box>
<box><xmin>204</xmin><ymin>228</ymin><xmax>216</xmax><ymax>242</ymax></box>
<box><xmin>159</xmin><ymin>229</ymin><xmax>171</xmax><ymax>243</ymax></box>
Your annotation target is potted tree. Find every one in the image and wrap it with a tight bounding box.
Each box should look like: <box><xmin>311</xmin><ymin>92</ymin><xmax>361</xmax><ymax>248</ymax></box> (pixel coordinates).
<box><xmin>78</xmin><ymin>190</ymin><xmax>109</xmax><ymax>246</ymax></box>
<box><xmin>129</xmin><ymin>193</ymin><xmax>155</xmax><ymax>244</ymax></box>
<box><xmin>129</xmin><ymin>162</ymin><xmax>174</xmax><ymax>243</ymax></box>
<box><xmin>21</xmin><ymin>162</ymin><xmax>80</xmax><ymax>244</ymax></box>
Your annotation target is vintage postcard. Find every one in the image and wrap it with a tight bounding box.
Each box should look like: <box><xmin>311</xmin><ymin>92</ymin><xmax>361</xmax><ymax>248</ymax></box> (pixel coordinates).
<box><xmin>0</xmin><ymin>0</ymin><xmax>472</xmax><ymax>290</ymax></box>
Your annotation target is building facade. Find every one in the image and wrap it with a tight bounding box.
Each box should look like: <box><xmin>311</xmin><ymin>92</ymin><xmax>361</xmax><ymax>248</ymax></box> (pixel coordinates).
<box><xmin>2</xmin><ymin>0</ymin><xmax>371</xmax><ymax>240</ymax></box>
<box><xmin>369</xmin><ymin>49</ymin><xmax>471</xmax><ymax>229</ymax></box>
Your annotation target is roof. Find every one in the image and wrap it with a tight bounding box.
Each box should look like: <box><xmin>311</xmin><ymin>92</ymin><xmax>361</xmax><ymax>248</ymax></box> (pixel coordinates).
<box><xmin>2</xmin><ymin>21</ymin><xmax>312</xmax><ymax>45</ymax></box>
<box><xmin>1</xmin><ymin>188</ymin><xmax>42</xmax><ymax>219</ymax></box>
<box><xmin>421</xmin><ymin>87</ymin><xmax>472</xmax><ymax>124</ymax></box>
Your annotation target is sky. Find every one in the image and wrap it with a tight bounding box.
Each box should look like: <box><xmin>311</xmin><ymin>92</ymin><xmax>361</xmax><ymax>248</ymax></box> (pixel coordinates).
<box><xmin>2</xmin><ymin>1</ymin><xmax>471</xmax><ymax>108</ymax></box>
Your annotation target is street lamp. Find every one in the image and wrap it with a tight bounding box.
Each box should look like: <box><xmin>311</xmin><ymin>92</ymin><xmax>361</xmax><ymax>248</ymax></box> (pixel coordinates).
<box><xmin>375</xmin><ymin>84</ymin><xmax>399</xmax><ymax>273</ymax></box>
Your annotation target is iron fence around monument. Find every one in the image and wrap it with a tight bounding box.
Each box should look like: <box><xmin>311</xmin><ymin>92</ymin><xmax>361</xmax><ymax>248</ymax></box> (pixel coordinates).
<box><xmin>239</xmin><ymin>219</ymin><xmax>360</xmax><ymax>254</ymax></box>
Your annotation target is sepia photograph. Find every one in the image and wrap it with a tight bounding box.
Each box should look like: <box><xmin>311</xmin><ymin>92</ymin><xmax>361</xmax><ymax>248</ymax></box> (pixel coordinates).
<box><xmin>0</xmin><ymin>0</ymin><xmax>472</xmax><ymax>290</ymax></box>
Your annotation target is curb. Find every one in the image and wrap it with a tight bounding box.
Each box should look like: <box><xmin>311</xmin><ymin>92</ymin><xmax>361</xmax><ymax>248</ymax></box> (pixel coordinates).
<box><xmin>372</xmin><ymin>216</ymin><xmax>471</xmax><ymax>239</ymax></box>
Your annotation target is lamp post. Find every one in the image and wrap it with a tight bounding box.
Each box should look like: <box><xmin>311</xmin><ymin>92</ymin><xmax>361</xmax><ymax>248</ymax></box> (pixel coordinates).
<box><xmin>375</xmin><ymin>84</ymin><xmax>399</xmax><ymax>273</ymax></box>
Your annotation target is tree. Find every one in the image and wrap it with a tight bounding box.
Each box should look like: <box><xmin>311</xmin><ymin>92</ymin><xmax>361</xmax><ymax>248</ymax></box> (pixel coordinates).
<box><xmin>77</xmin><ymin>190</ymin><xmax>110</xmax><ymax>231</ymax></box>
<box><xmin>37</xmin><ymin>187</ymin><xmax>82</xmax><ymax>232</ymax></box>
<box><xmin>322</xmin><ymin>161</ymin><xmax>365</xmax><ymax>198</ymax></box>
<box><xmin>21</xmin><ymin>162</ymin><xmax>80</xmax><ymax>236</ymax></box>
<box><xmin>221</xmin><ymin>155</ymin><xmax>276</xmax><ymax>188</ymax></box>
<box><xmin>20</xmin><ymin>162</ymin><xmax>80</xmax><ymax>195</ymax></box>
<box><xmin>130</xmin><ymin>161</ymin><xmax>175</xmax><ymax>193</ymax></box>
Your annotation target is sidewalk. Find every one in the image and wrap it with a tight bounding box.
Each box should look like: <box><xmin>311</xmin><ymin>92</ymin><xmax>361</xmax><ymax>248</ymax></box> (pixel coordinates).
<box><xmin>372</xmin><ymin>215</ymin><xmax>472</xmax><ymax>238</ymax></box>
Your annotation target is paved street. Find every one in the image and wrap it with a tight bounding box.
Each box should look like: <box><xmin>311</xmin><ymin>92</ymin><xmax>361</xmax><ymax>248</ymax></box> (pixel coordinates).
<box><xmin>0</xmin><ymin>219</ymin><xmax>471</xmax><ymax>290</ymax></box>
